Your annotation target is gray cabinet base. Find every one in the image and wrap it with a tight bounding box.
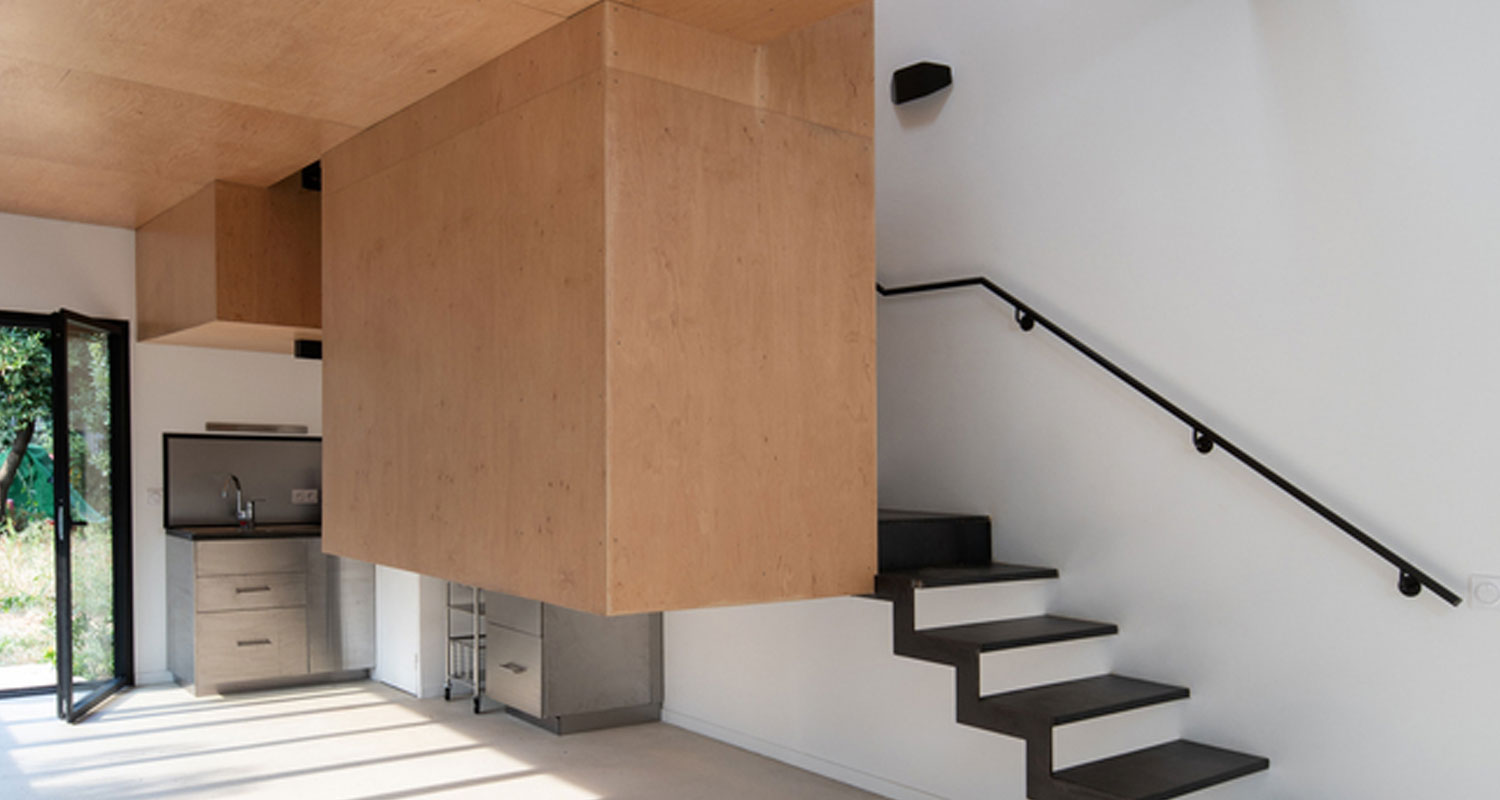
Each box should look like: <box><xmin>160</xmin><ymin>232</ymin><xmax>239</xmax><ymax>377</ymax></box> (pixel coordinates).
<box><xmin>505</xmin><ymin>702</ymin><xmax>661</xmax><ymax>735</ymax></box>
<box><xmin>182</xmin><ymin>668</ymin><xmax>371</xmax><ymax>697</ymax></box>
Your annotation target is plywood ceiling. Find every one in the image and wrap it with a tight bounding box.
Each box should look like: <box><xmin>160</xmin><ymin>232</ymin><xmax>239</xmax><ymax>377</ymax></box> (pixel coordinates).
<box><xmin>0</xmin><ymin>0</ymin><xmax>860</xmax><ymax>229</ymax></box>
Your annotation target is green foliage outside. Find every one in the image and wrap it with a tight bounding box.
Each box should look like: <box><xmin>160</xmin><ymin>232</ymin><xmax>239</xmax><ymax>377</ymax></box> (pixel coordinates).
<box><xmin>0</xmin><ymin>325</ymin><xmax>114</xmax><ymax>684</ymax></box>
<box><xmin>0</xmin><ymin>518</ymin><xmax>113</xmax><ymax>680</ymax></box>
<box><xmin>0</xmin><ymin>327</ymin><xmax>50</xmax><ymax>432</ymax></box>
<box><xmin>2</xmin><ymin>326</ymin><xmax>53</xmax><ymax>529</ymax></box>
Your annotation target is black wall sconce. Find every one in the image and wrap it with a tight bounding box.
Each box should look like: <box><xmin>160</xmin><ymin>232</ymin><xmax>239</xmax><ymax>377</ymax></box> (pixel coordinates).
<box><xmin>891</xmin><ymin>61</ymin><xmax>953</xmax><ymax>105</ymax></box>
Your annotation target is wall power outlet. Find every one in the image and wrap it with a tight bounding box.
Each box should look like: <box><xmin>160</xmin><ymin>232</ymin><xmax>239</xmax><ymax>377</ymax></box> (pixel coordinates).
<box><xmin>291</xmin><ymin>488</ymin><xmax>320</xmax><ymax>505</ymax></box>
<box><xmin>1469</xmin><ymin>575</ymin><xmax>1500</xmax><ymax>609</ymax></box>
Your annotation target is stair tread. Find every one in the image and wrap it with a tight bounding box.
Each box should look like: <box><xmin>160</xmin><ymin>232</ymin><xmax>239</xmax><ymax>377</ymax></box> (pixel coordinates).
<box><xmin>882</xmin><ymin>562</ymin><xmax>1059</xmax><ymax>588</ymax></box>
<box><xmin>978</xmin><ymin>674</ymin><xmax>1188</xmax><ymax>725</ymax></box>
<box><xmin>919</xmin><ymin>615</ymin><xmax>1118</xmax><ymax>652</ymax></box>
<box><xmin>1053</xmin><ymin>740</ymin><xmax>1269</xmax><ymax>800</ymax></box>
<box><xmin>878</xmin><ymin>508</ymin><xmax>990</xmax><ymax>523</ymax></box>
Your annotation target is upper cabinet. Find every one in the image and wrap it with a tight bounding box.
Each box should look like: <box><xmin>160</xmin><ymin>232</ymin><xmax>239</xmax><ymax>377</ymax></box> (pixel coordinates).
<box><xmin>321</xmin><ymin>1</ymin><xmax>876</xmax><ymax>615</ymax></box>
<box><xmin>136</xmin><ymin>173</ymin><xmax>320</xmax><ymax>354</ymax></box>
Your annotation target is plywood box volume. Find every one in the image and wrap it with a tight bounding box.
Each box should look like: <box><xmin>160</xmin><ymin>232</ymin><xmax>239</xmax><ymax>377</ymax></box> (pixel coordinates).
<box><xmin>136</xmin><ymin>172</ymin><xmax>320</xmax><ymax>354</ymax></box>
<box><xmin>322</xmin><ymin>1</ymin><xmax>875</xmax><ymax>615</ymax></box>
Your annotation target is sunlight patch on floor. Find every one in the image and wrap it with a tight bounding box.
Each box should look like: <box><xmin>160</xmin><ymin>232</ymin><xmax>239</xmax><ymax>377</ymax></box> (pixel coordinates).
<box><xmin>0</xmin><ymin>681</ymin><xmax>876</xmax><ymax>800</ymax></box>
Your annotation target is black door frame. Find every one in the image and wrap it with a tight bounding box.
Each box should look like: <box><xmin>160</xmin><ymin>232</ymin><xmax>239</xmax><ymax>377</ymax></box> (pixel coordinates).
<box><xmin>51</xmin><ymin>309</ymin><xmax>133</xmax><ymax>722</ymax></box>
<box><xmin>0</xmin><ymin>309</ymin><xmax>133</xmax><ymax>716</ymax></box>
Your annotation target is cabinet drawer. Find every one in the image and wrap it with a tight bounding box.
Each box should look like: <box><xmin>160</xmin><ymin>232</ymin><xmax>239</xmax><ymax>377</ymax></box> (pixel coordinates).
<box><xmin>197</xmin><ymin>573</ymin><xmax>306</xmax><ymax>613</ymax></box>
<box><xmin>484</xmin><ymin>622</ymin><xmax>542</xmax><ymax>717</ymax></box>
<box><xmin>486</xmin><ymin>591</ymin><xmax>541</xmax><ymax>636</ymax></box>
<box><xmin>197</xmin><ymin>608</ymin><xmax>307</xmax><ymax>687</ymax></box>
<box><xmin>196</xmin><ymin>539</ymin><xmax>308</xmax><ymax>576</ymax></box>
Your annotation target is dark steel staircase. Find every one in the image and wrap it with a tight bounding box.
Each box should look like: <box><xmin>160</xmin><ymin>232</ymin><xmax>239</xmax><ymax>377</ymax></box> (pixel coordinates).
<box><xmin>872</xmin><ymin>510</ymin><xmax>1268</xmax><ymax>800</ymax></box>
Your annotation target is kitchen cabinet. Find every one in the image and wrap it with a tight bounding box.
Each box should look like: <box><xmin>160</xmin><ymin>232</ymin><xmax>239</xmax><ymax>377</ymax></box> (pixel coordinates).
<box><xmin>166</xmin><ymin>531</ymin><xmax>373</xmax><ymax>696</ymax></box>
<box><xmin>136</xmin><ymin>171</ymin><xmax>319</xmax><ymax>354</ymax></box>
<box><xmin>322</xmin><ymin>0</ymin><xmax>876</xmax><ymax>615</ymax></box>
<box><xmin>483</xmin><ymin>591</ymin><xmax>661</xmax><ymax>734</ymax></box>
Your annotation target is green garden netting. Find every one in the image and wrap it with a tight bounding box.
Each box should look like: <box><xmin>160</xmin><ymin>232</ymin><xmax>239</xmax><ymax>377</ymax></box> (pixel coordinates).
<box><xmin>5</xmin><ymin>444</ymin><xmax>105</xmax><ymax>523</ymax></box>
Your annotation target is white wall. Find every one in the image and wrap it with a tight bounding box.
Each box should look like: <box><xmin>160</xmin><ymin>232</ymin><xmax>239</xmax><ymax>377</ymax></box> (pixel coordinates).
<box><xmin>372</xmin><ymin>567</ymin><xmax>448</xmax><ymax>699</ymax></box>
<box><xmin>0</xmin><ymin>209</ymin><xmax>323</xmax><ymax>685</ymax></box>
<box><xmin>666</xmin><ymin>2</ymin><xmax>1500</xmax><ymax>798</ymax></box>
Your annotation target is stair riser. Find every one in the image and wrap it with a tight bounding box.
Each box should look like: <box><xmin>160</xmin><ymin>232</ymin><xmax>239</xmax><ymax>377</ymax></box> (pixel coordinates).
<box><xmin>979</xmin><ymin>639</ymin><xmax>1114</xmax><ymax>697</ymax></box>
<box><xmin>878</xmin><ymin>517</ymin><xmax>992</xmax><ymax>570</ymax></box>
<box><xmin>1053</xmin><ymin>702</ymin><xmax>1185</xmax><ymax>771</ymax></box>
<box><xmin>913</xmin><ymin>582</ymin><xmax>1053</xmax><ymax>629</ymax></box>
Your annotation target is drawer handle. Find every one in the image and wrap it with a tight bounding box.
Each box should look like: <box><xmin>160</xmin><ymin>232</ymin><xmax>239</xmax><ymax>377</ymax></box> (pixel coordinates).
<box><xmin>237</xmin><ymin>639</ymin><xmax>273</xmax><ymax>647</ymax></box>
<box><xmin>498</xmin><ymin>661</ymin><xmax>528</xmax><ymax>675</ymax></box>
<box><xmin>235</xmin><ymin>586</ymin><xmax>273</xmax><ymax>594</ymax></box>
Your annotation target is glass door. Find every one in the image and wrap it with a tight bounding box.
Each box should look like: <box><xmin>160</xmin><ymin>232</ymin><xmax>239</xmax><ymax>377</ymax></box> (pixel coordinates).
<box><xmin>51</xmin><ymin>310</ymin><xmax>132</xmax><ymax>722</ymax></box>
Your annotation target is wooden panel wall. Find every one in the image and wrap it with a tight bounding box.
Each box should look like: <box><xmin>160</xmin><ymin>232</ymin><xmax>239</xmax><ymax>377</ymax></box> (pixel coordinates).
<box><xmin>321</xmin><ymin>17</ymin><xmax>610</xmax><ymax>612</ymax></box>
<box><xmin>617</xmin><ymin>0</ymin><xmax>865</xmax><ymax>43</ymax></box>
<box><xmin>136</xmin><ymin>182</ymin><xmax>218</xmax><ymax>341</ymax></box>
<box><xmin>321</xmin><ymin>1</ymin><xmax>874</xmax><ymax>614</ymax></box>
<box><xmin>137</xmin><ymin>176</ymin><xmax>321</xmax><ymax>353</ymax></box>
<box><xmin>1</xmin><ymin>0</ymin><xmax>861</xmax><ymax>227</ymax></box>
<box><xmin>216</xmin><ymin>175</ymin><xmax>321</xmax><ymax>330</ymax></box>
<box><xmin>602</xmin><ymin>3</ymin><xmax>875</xmax><ymax>613</ymax></box>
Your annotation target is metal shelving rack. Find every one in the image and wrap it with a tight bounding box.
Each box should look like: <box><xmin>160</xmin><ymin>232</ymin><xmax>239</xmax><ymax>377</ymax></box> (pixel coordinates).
<box><xmin>443</xmin><ymin>582</ymin><xmax>490</xmax><ymax>713</ymax></box>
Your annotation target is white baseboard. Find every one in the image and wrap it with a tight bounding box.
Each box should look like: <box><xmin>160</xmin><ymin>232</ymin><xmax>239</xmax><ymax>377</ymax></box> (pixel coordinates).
<box><xmin>135</xmin><ymin>670</ymin><xmax>175</xmax><ymax>686</ymax></box>
<box><xmin>662</xmin><ymin>708</ymin><xmax>950</xmax><ymax>800</ymax></box>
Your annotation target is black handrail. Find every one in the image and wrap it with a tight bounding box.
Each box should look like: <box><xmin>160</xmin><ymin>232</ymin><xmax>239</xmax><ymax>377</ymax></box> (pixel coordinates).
<box><xmin>877</xmin><ymin>276</ymin><xmax>1462</xmax><ymax>607</ymax></box>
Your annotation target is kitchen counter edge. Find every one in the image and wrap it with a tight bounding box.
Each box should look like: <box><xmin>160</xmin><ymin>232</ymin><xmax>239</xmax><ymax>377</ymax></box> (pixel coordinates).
<box><xmin>165</xmin><ymin>525</ymin><xmax>322</xmax><ymax>541</ymax></box>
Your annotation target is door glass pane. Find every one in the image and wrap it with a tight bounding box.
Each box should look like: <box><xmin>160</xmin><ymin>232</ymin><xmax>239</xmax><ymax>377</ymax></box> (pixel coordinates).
<box><xmin>63</xmin><ymin>321</ymin><xmax>113</xmax><ymax>690</ymax></box>
<box><xmin>0</xmin><ymin>324</ymin><xmax>53</xmax><ymax>692</ymax></box>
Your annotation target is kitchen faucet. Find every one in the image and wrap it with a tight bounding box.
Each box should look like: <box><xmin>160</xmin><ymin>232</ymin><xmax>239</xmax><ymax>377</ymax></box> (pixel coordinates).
<box><xmin>221</xmin><ymin>473</ymin><xmax>255</xmax><ymax>527</ymax></box>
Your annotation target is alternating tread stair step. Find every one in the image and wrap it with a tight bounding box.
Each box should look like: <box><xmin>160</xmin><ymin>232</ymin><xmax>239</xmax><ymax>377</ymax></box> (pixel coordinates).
<box><xmin>1053</xmin><ymin>740</ymin><xmax>1270</xmax><ymax>800</ymax></box>
<box><xmin>919</xmin><ymin>616</ymin><xmax>1118</xmax><ymax>653</ymax></box>
<box><xmin>882</xmin><ymin>562</ymin><xmax>1060</xmax><ymax>588</ymax></box>
<box><xmin>975</xmin><ymin>674</ymin><xmax>1189</xmax><ymax>728</ymax></box>
<box><xmin>873</xmin><ymin>509</ymin><xmax>1267</xmax><ymax>799</ymax></box>
<box><xmin>877</xmin><ymin>509</ymin><xmax>992</xmax><ymax>570</ymax></box>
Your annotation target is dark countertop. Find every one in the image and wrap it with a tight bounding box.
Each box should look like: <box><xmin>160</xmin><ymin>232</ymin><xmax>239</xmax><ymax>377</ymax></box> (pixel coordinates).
<box><xmin>165</xmin><ymin>524</ymin><xmax>322</xmax><ymax>541</ymax></box>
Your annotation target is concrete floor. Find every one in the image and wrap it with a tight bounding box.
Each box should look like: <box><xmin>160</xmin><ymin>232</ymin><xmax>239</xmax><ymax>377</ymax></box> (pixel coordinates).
<box><xmin>0</xmin><ymin>681</ymin><xmax>882</xmax><ymax>799</ymax></box>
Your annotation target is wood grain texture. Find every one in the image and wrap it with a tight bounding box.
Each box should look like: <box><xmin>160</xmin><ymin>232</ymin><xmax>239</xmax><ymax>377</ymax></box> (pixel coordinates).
<box><xmin>137</xmin><ymin>177</ymin><xmax>320</xmax><ymax>350</ymax></box>
<box><xmin>0</xmin><ymin>0</ymin><xmax>866</xmax><ymax>227</ymax></box>
<box><xmin>516</xmin><ymin>0</ymin><xmax>597</xmax><ymax>16</ymax></box>
<box><xmin>0</xmin><ymin>1</ymin><xmax>566</xmax><ymax>127</ymax></box>
<box><xmin>196</xmin><ymin>538</ymin><xmax>310</xmax><ymax>577</ymax></box>
<box><xmin>603</xmin><ymin>3</ymin><xmax>761</xmax><ymax>109</ymax></box>
<box><xmin>195</xmin><ymin>572</ymin><xmax>308</xmax><ymax>613</ymax></box>
<box><xmin>322</xmin><ymin>2</ymin><xmax>874</xmax><ymax>614</ymax></box>
<box><xmin>602</xmin><ymin>69</ymin><xmax>876</xmax><ymax>613</ymax></box>
<box><xmin>0</xmin><ymin>0</ymin><xmax>560</xmax><ymax>226</ymax></box>
<box><xmin>141</xmin><ymin>321</ymin><xmax>321</xmax><ymax>355</ymax></box>
<box><xmin>762</xmin><ymin>2</ymin><xmax>874</xmax><ymax>136</ymax></box>
<box><xmin>136</xmin><ymin>183</ymin><xmax>218</xmax><ymax>342</ymax></box>
<box><xmin>215</xmin><ymin>176</ymin><xmax>321</xmax><ymax>329</ymax></box>
<box><xmin>602</xmin><ymin>1</ymin><xmax>872</xmax><ymax>135</ymax></box>
<box><xmin>0</xmin><ymin>151</ymin><xmax>199</xmax><ymax>228</ymax></box>
<box><xmin>616</xmin><ymin>0</ymin><xmax>866</xmax><ymax>43</ymax></box>
<box><xmin>322</xmin><ymin>62</ymin><xmax>610</xmax><ymax>612</ymax></box>
<box><xmin>0</xmin><ymin>54</ymin><xmax>355</xmax><ymax>190</ymax></box>
<box><xmin>323</xmin><ymin>4</ymin><xmax>605</xmax><ymax>194</ymax></box>
<box><xmin>195</xmin><ymin>607</ymin><xmax>309</xmax><ymax>690</ymax></box>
